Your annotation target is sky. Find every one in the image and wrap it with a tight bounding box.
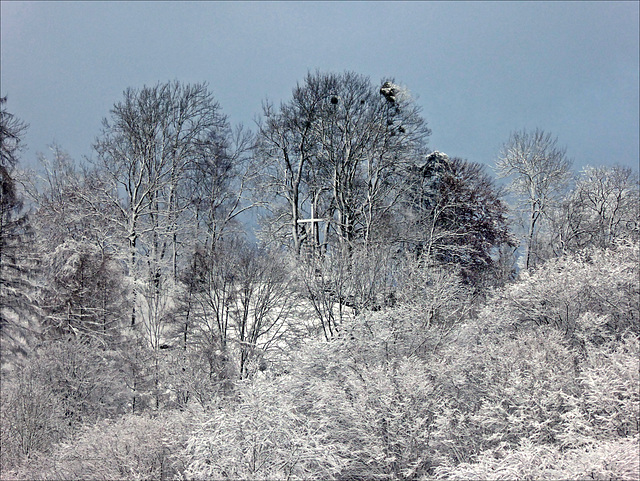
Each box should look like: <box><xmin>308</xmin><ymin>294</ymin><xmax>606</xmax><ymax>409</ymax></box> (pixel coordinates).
<box><xmin>1</xmin><ymin>1</ymin><xmax>639</xmax><ymax>175</ymax></box>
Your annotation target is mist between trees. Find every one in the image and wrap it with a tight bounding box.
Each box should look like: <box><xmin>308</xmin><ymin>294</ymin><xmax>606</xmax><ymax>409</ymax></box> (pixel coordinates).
<box><xmin>1</xmin><ymin>72</ymin><xmax>638</xmax><ymax>480</ymax></box>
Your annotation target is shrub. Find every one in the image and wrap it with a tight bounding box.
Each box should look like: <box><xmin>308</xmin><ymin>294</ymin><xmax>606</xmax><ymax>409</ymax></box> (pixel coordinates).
<box><xmin>433</xmin><ymin>436</ymin><xmax>640</xmax><ymax>481</ymax></box>
<box><xmin>7</xmin><ymin>409</ymin><xmax>200</xmax><ymax>481</ymax></box>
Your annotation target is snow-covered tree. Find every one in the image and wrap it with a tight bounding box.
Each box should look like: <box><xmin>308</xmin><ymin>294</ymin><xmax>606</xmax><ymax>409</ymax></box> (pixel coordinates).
<box><xmin>175</xmin><ymin>237</ymin><xmax>295</xmax><ymax>380</ymax></box>
<box><xmin>401</xmin><ymin>152</ymin><xmax>514</xmax><ymax>284</ymax></box>
<box><xmin>93</xmin><ymin>81</ymin><xmax>231</xmax><ymax>327</ymax></box>
<box><xmin>255</xmin><ymin>70</ymin><xmax>430</xmax><ymax>253</ymax></box>
<box><xmin>550</xmin><ymin>165</ymin><xmax>639</xmax><ymax>254</ymax></box>
<box><xmin>496</xmin><ymin>128</ymin><xmax>572</xmax><ymax>270</ymax></box>
<box><xmin>27</xmin><ymin>146</ymin><xmax>128</xmax><ymax>344</ymax></box>
<box><xmin>491</xmin><ymin>240</ymin><xmax>639</xmax><ymax>344</ymax></box>
<box><xmin>0</xmin><ymin>97</ymin><xmax>37</xmax><ymax>360</ymax></box>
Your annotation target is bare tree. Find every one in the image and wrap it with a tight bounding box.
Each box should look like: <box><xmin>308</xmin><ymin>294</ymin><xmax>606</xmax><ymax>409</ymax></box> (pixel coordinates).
<box><xmin>94</xmin><ymin>81</ymin><xmax>230</xmax><ymax>327</ymax></box>
<box><xmin>255</xmin><ymin>82</ymin><xmax>325</xmax><ymax>254</ymax></box>
<box><xmin>184</xmin><ymin>244</ymin><xmax>236</xmax><ymax>377</ymax></box>
<box><xmin>92</xmin><ymin>82</ymin><xmax>246</xmax><ymax>413</ymax></box>
<box><xmin>495</xmin><ymin>128</ymin><xmax>572</xmax><ymax>270</ymax></box>
<box><xmin>296</xmin><ymin>244</ymin><xmax>399</xmax><ymax>340</ymax></box>
<box><xmin>255</xmin><ymin>71</ymin><xmax>430</xmax><ymax>253</ymax></box>
<box><xmin>230</xmin><ymin>243</ymin><xmax>294</xmax><ymax>378</ymax></box>
<box><xmin>186</xmin><ymin>123</ymin><xmax>257</xmax><ymax>255</ymax></box>
<box><xmin>297</xmin><ymin>248</ymin><xmax>353</xmax><ymax>340</ymax></box>
<box><xmin>176</xmin><ymin>238</ymin><xmax>294</xmax><ymax>380</ymax></box>
<box><xmin>550</xmin><ymin>165</ymin><xmax>639</xmax><ymax>254</ymax></box>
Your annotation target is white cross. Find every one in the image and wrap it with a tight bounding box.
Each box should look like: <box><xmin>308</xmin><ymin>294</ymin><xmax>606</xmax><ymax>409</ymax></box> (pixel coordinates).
<box><xmin>297</xmin><ymin>204</ymin><xmax>327</xmax><ymax>246</ymax></box>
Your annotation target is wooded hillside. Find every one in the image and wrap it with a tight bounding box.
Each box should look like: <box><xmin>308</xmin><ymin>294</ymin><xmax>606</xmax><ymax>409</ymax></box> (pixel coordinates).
<box><xmin>1</xmin><ymin>75</ymin><xmax>638</xmax><ymax>480</ymax></box>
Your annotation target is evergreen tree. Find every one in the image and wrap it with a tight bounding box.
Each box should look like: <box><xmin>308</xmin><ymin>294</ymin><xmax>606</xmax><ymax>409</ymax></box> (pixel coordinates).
<box><xmin>0</xmin><ymin>97</ymin><xmax>37</xmax><ymax>359</ymax></box>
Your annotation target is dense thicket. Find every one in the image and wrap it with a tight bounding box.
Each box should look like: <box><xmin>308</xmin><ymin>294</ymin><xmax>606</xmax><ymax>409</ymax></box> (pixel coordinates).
<box><xmin>1</xmin><ymin>74</ymin><xmax>638</xmax><ymax>480</ymax></box>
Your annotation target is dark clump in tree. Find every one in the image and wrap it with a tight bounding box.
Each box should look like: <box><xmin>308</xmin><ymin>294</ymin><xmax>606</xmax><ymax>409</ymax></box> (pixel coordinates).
<box><xmin>379</xmin><ymin>81</ymin><xmax>398</xmax><ymax>104</ymax></box>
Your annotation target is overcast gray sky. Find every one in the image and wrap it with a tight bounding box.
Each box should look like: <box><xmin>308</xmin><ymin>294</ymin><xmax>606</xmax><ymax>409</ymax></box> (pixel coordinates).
<box><xmin>2</xmin><ymin>1</ymin><xmax>638</xmax><ymax>173</ymax></box>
